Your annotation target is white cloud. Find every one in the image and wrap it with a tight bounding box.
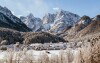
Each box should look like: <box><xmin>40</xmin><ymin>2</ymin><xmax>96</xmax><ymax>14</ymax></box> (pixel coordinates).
<box><xmin>17</xmin><ymin>15</ymin><xmax>23</xmax><ymax>18</ymax></box>
<box><xmin>53</xmin><ymin>7</ymin><xmax>60</xmax><ymax>11</ymax></box>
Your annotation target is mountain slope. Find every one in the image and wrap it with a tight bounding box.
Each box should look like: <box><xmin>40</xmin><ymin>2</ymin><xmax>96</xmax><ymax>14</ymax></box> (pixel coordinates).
<box><xmin>63</xmin><ymin>15</ymin><xmax>100</xmax><ymax>41</ymax></box>
<box><xmin>0</xmin><ymin>27</ymin><xmax>23</xmax><ymax>44</ymax></box>
<box><xmin>43</xmin><ymin>10</ymin><xmax>80</xmax><ymax>33</ymax></box>
<box><xmin>42</xmin><ymin>13</ymin><xmax>55</xmax><ymax>31</ymax></box>
<box><xmin>20</xmin><ymin>13</ymin><xmax>42</xmax><ymax>32</ymax></box>
<box><xmin>74</xmin><ymin>15</ymin><xmax>92</xmax><ymax>32</ymax></box>
<box><xmin>50</xmin><ymin>10</ymin><xmax>80</xmax><ymax>33</ymax></box>
<box><xmin>21</xmin><ymin>10</ymin><xmax>80</xmax><ymax>33</ymax></box>
<box><xmin>76</xmin><ymin>15</ymin><xmax>100</xmax><ymax>37</ymax></box>
<box><xmin>0</xmin><ymin>6</ymin><xmax>31</xmax><ymax>32</ymax></box>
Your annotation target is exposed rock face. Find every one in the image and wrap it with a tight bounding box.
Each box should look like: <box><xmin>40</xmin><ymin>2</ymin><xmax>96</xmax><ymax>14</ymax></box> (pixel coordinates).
<box><xmin>93</xmin><ymin>14</ymin><xmax>100</xmax><ymax>21</ymax></box>
<box><xmin>50</xmin><ymin>10</ymin><xmax>80</xmax><ymax>33</ymax></box>
<box><xmin>20</xmin><ymin>10</ymin><xmax>80</xmax><ymax>33</ymax></box>
<box><xmin>42</xmin><ymin>13</ymin><xmax>55</xmax><ymax>31</ymax></box>
<box><xmin>61</xmin><ymin>15</ymin><xmax>92</xmax><ymax>39</ymax></box>
<box><xmin>74</xmin><ymin>15</ymin><xmax>92</xmax><ymax>32</ymax></box>
<box><xmin>78</xmin><ymin>15</ymin><xmax>92</xmax><ymax>25</ymax></box>
<box><xmin>0</xmin><ymin>6</ymin><xmax>31</xmax><ymax>32</ymax></box>
<box><xmin>77</xmin><ymin>17</ymin><xmax>100</xmax><ymax>37</ymax></box>
<box><xmin>20</xmin><ymin>13</ymin><xmax>43</xmax><ymax>32</ymax></box>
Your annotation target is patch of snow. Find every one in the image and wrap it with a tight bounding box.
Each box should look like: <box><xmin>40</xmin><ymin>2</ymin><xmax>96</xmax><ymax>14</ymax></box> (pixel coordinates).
<box><xmin>0</xmin><ymin>51</ymin><xmax>7</xmax><ymax>60</ymax></box>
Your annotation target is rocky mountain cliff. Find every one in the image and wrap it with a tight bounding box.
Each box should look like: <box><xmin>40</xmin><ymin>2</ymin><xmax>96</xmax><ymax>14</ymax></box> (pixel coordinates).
<box><xmin>50</xmin><ymin>10</ymin><xmax>80</xmax><ymax>33</ymax></box>
<box><xmin>20</xmin><ymin>10</ymin><xmax>80</xmax><ymax>33</ymax></box>
<box><xmin>20</xmin><ymin>13</ymin><xmax>42</xmax><ymax>32</ymax></box>
<box><xmin>0</xmin><ymin>6</ymin><xmax>31</xmax><ymax>32</ymax></box>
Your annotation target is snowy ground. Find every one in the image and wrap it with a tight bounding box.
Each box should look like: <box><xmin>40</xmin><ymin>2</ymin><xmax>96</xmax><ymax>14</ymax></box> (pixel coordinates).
<box><xmin>0</xmin><ymin>49</ymin><xmax>77</xmax><ymax>60</ymax></box>
<box><xmin>0</xmin><ymin>42</ymin><xmax>82</xmax><ymax>63</ymax></box>
<box><xmin>0</xmin><ymin>50</ymin><xmax>63</xmax><ymax>59</ymax></box>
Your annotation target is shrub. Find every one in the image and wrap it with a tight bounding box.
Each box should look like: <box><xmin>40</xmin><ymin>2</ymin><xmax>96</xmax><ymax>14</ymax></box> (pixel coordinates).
<box><xmin>0</xmin><ymin>45</ymin><xmax>7</xmax><ymax>50</ymax></box>
<box><xmin>22</xmin><ymin>32</ymin><xmax>66</xmax><ymax>44</ymax></box>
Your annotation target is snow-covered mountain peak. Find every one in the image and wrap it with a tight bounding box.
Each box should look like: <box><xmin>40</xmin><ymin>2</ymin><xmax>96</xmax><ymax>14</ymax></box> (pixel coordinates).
<box><xmin>20</xmin><ymin>9</ymin><xmax>80</xmax><ymax>33</ymax></box>
<box><xmin>55</xmin><ymin>9</ymin><xmax>80</xmax><ymax>21</ymax></box>
<box><xmin>0</xmin><ymin>5</ymin><xmax>31</xmax><ymax>31</ymax></box>
<box><xmin>56</xmin><ymin>9</ymin><xmax>69</xmax><ymax>14</ymax></box>
<box><xmin>43</xmin><ymin>13</ymin><xmax>55</xmax><ymax>24</ymax></box>
<box><xmin>27</xmin><ymin>13</ymin><xmax>34</xmax><ymax>19</ymax></box>
<box><xmin>44</xmin><ymin>10</ymin><xmax>80</xmax><ymax>33</ymax></box>
<box><xmin>0</xmin><ymin>5</ymin><xmax>24</xmax><ymax>24</ymax></box>
<box><xmin>20</xmin><ymin>13</ymin><xmax>43</xmax><ymax>31</ymax></box>
<box><xmin>0</xmin><ymin>6</ymin><xmax>12</xmax><ymax>16</ymax></box>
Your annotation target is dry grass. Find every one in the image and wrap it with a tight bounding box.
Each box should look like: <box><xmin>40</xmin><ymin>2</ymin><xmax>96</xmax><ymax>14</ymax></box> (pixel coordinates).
<box><xmin>0</xmin><ymin>37</ymin><xmax>100</xmax><ymax>63</ymax></box>
<box><xmin>0</xmin><ymin>50</ymin><xmax>73</xmax><ymax>63</ymax></box>
<box><xmin>73</xmin><ymin>37</ymin><xmax>100</xmax><ymax>63</ymax></box>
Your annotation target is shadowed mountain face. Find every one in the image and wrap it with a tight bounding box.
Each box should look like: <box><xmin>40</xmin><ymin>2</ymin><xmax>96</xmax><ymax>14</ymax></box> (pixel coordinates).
<box><xmin>0</xmin><ymin>12</ymin><xmax>31</xmax><ymax>32</ymax></box>
<box><xmin>93</xmin><ymin>15</ymin><xmax>100</xmax><ymax>21</ymax></box>
<box><xmin>76</xmin><ymin>15</ymin><xmax>100</xmax><ymax>36</ymax></box>
<box><xmin>0</xmin><ymin>6</ymin><xmax>31</xmax><ymax>32</ymax></box>
<box><xmin>74</xmin><ymin>15</ymin><xmax>92</xmax><ymax>32</ymax></box>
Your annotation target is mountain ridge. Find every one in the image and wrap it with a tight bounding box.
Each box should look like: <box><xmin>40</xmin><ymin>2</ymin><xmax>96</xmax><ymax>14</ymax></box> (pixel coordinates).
<box><xmin>20</xmin><ymin>9</ymin><xmax>80</xmax><ymax>33</ymax></box>
<box><xmin>0</xmin><ymin>6</ymin><xmax>31</xmax><ymax>32</ymax></box>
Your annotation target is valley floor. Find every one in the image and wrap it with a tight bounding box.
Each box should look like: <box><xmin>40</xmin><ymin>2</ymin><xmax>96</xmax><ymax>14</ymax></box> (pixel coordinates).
<box><xmin>0</xmin><ymin>36</ymin><xmax>100</xmax><ymax>63</ymax></box>
<box><xmin>0</xmin><ymin>32</ymin><xmax>100</xmax><ymax>63</ymax></box>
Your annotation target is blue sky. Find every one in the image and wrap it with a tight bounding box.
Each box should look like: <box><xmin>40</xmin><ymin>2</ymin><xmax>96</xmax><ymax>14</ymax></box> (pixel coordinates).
<box><xmin>0</xmin><ymin>0</ymin><xmax>100</xmax><ymax>18</ymax></box>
